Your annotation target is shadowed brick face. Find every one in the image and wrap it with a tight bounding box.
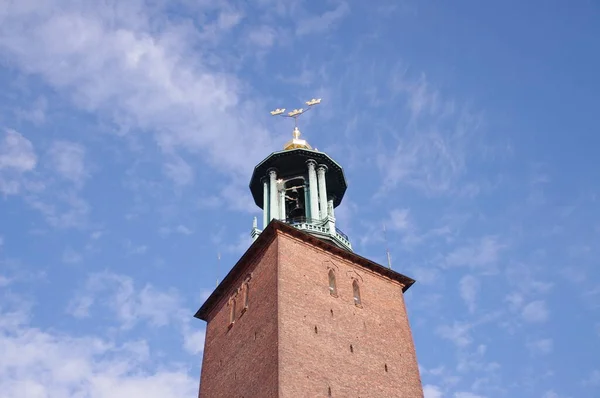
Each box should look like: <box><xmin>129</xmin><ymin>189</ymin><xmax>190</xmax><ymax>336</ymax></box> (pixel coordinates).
<box><xmin>197</xmin><ymin>227</ymin><xmax>423</xmax><ymax>397</ymax></box>
<box><xmin>199</xmin><ymin>236</ymin><xmax>279</xmax><ymax>398</ymax></box>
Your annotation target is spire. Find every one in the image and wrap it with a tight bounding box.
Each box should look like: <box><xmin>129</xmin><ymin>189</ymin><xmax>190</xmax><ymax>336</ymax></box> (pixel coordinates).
<box><xmin>283</xmin><ymin>127</ymin><xmax>312</xmax><ymax>150</ymax></box>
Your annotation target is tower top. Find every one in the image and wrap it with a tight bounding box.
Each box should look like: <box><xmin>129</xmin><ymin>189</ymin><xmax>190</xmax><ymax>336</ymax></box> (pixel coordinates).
<box><xmin>253</xmin><ymin>97</ymin><xmax>352</xmax><ymax>251</ymax></box>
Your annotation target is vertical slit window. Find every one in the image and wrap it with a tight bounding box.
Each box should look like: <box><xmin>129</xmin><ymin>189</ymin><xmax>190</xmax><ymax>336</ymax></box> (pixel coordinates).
<box><xmin>243</xmin><ymin>283</ymin><xmax>250</xmax><ymax>309</ymax></box>
<box><xmin>229</xmin><ymin>298</ymin><xmax>236</xmax><ymax>325</ymax></box>
<box><xmin>353</xmin><ymin>280</ymin><xmax>361</xmax><ymax>306</ymax></box>
<box><xmin>328</xmin><ymin>269</ymin><xmax>337</xmax><ymax>296</ymax></box>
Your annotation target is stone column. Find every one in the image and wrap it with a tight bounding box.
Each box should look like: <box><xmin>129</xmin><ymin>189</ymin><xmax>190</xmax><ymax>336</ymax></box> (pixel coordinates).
<box><xmin>268</xmin><ymin>168</ymin><xmax>278</xmax><ymax>221</ymax></box>
<box><xmin>306</xmin><ymin>160</ymin><xmax>319</xmax><ymax>220</ymax></box>
<box><xmin>317</xmin><ymin>164</ymin><xmax>329</xmax><ymax>220</ymax></box>
<box><xmin>279</xmin><ymin>185</ymin><xmax>286</xmax><ymax>220</ymax></box>
<box><xmin>303</xmin><ymin>182</ymin><xmax>311</xmax><ymax>219</ymax></box>
<box><xmin>327</xmin><ymin>198</ymin><xmax>336</xmax><ymax>238</ymax></box>
<box><xmin>327</xmin><ymin>198</ymin><xmax>335</xmax><ymax>219</ymax></box>
<box><xmin>262</xmin><ymin>179</ymin><xmax>268</xmax><ymax>228</ymax></box>
<box><xmin>251</xmin><ymin>216</ymin><xmax>260</xmax><ymax>241</ymax></box>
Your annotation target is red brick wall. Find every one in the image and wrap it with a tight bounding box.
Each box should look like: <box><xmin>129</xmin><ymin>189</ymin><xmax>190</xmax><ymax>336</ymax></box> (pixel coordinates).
<box><xmin>198</xmin><ymin>236</ymin><xmax>279</xmax><ymax>398</ymax></box>
<box><xmin>277</xmin><ymin>232</ymin><xmax>423</xmax><ymax>398</ymax></box>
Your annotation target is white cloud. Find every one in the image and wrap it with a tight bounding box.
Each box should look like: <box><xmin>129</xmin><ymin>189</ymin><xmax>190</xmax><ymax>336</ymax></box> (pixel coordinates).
<box><xmin>182</xmin><ymin>327</ymin><xmax>206</xmax><ymax>355</ymax></box>
<box><xmin>437</xmin><ymin>322</ymin><xmax>472</xmax><ymax>348</ymax></box>
<box><xmin>445</xmin><ymin>236</ymin><xmax>504</xmax><ymax>271</ymax></box>
<box><xmin>247</xmin><ymin>25</ymin><xmax>276</xmax><ymax>48</ymax></box>
<box><xmin>0</xmin><ymin>0</ymin><xmax>275</xmax><ymax>187</ymax></box>
<box><xmin>424</xmin><ymin>384</ymin><xmax>444</xmax><ymax>398</ymax></box>
<box><xmin>454</xmin><ymin>393</ymin><xmax>485</xmax><ymax>398</ymax></box>
<box><xmin>163</xmin><ymin>155</ymin><xmax>194</xmax><ymax>187</ymax></box>
<box><xmin>459</xmin><ymin>274</ymin><xmax>480</xmax><ymax>313</ymax></box>
<box><xmin>159</xmin><ymin>225</ymin><xmax>193</xmax><ymax>236</ymax></box>
<box><xmin>410</xmin><ymin>266</ymin><xmax>439</xmax><ymax>285</ymax></box>
<box><xmin>65</xmin><ymin>270</ymin><xmax>208</xmax><ymax>366</ymax></box>
<box><xmin>47</xmin><ymin>141</ymin><xmax>88</xmax><ymax>185</ymax></box>
<box><xmin>67</xmin><ymin>271</ymin><xmax>199</xmax><ymax>332</ymax></box>
<box><xmin>521</xmin><ymin>300</ymin><xmax>549</xmax><ymax>323</ymax></box>
<box><xmin>0</xmin><ymin>129</ymin><xmax>37</xmax><ymax>195</ymax></box>
<box><xmin>62</xmin><ymin>247</ymin><xmax>82</xmax><ymax>264</ymax></box>
<box><xmin>389</xmin><ymin>208</ymin><xmax>411</xmax><ymax>231</ymax></box>
<box><xmin>542</xmin><ymin>391</ymin><xmax>560</xmax><ymax>398</ymax></box>
<box><xmin>0</xmin><ymin>275</ymin><xmax>11</xmax><ymax>287</ymax></box>
<box><xmin>526</xmin><ymin>338</ymin><xmax>553</xmax><ymax>355</ymax></box>
<box><xmin>0</xmin><ymin>311</ymin><xmax>197</xmax><ymax>398</ymax></box>
<box><xmin>224</xmin><ymin>232</ymin><xmax>253</xmax><ymax>255</ymax></box>
<box><xmin>296</xmin><ymin>2</ymin><xmax>350</xmax><ymax>36</ymax></box>
<box><xmin>125</xmin><ymin>241</ymin><xmax>148</xmax><ymax>255</ymax></box>
<box><xmin>582</xmin><ymin>369</ymin><xmax>600</xmax><ymax>386</ymax></box>
<box><xmin>27</xmin><ymin>191</ymin><xmax>90</xmax><ymax>229</ymax></box>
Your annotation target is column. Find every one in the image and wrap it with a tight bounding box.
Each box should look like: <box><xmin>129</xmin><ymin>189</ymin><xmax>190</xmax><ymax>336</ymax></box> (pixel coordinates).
<box><xmin>317</xmin><ymin>164</ymin><xmax>328</xmax><ymax>220</ymax></box>
<box><xmin>279</xmin><ymin>186</ymin><xmax>286</xmax><ymax>220</ymax></box>
<box><xmin>306</xmin><ymin>160</ymin><xmax>319</xmax><ymax>221</ymax></box>
<box><xmin>303</xmin><ymin>182</ymin><xmax>311</xmax><ymax>220</ymax></box>
<box><xmin>268</xmin><ymin>168</ymin><xmax>278</xmax><ymax>221</ymax></box>
<box><xmin>262</xmin><ymin>179</ymin><xmax>268</xmax><ymax>228</ymax></box>
<box><xmin>251</xmin><ymin>216</ymin><xmax>260</xmax><ymax>241</ymax></box>
<box><xmin>327</xmin><ymin>197</ymin><xmax>336</xmax><ymax>238</ymax></box>
<box><xmin>327</xmin><ymin>197</ymin><xmax>335</xmax><ymax>219</ymax></box>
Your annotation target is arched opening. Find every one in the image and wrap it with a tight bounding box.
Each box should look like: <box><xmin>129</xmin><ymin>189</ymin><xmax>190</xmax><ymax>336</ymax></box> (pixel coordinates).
<box><xmin>328</xmin><ymin>269</ymin><xmax>337</xmax><ymax>296</ymax></box>
<box><xmin>352</xmin><ymin>280</ymin><xmax>361</xmax><ymax>306</ymax></box>
<box><xmin>283</xmin><ymin>177</ymin><xmax>307</xmax><ymax>221</ymax></box>
<box><xmin>243</xmin><ymin>282</ymin><xmax>250</xmax><ymax>309</ymax></box>
<box><xmin>229</xmin><ymin>298</ymin><xmax>236</xmax><ymax>325</ymax></box>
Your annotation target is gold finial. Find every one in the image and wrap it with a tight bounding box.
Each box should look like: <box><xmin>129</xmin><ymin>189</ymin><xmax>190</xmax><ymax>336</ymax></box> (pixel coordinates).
<box><xmin>269</xmin><ymin>98</ymin><xmax>322</xmax><ymax>151</ymax></box>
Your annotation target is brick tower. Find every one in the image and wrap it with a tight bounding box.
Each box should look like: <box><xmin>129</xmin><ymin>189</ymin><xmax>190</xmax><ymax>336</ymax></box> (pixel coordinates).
<box><xmin>194</xmin><ymin>103</ymin><xmax>424</xmax><ymax>397</ymax></box>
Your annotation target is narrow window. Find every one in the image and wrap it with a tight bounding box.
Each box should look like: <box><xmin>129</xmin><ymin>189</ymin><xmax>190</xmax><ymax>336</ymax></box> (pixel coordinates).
<box><xmin>385</xmin><ymin>364</ymin><xmax>388</xmax><ymax>372</ymax></box>
<box><xmin>314</xmin><ymin>326</ymin><xmax>318</xmax><ymax>334</ymax></box>
<box><xmin>229</xmin><ymin>298</ymin><xmax>236</xmax><ymax>325</ymax></box>
<box><xmin>328</xmin><ymin>386</ymin><xmax>332</xmax><ymax>396</ymax></box>
<box><xmin>350</xmin><ymin>344</ymin><xmax>354</xmax><ymax>353</ymax></box>
<box><xmin>353</xmin><ymin>280</ymin><xmax>361</xmax><ymax>306</ymax></box>
<box><xmin>243</xmin><ymin>282</ymin><xmax>250</xmax><ymax>309</ymax></box>
<box><xmin>328</xmin><ymin>269</ymin><xmax>337</xmax><ymax>296</ymax></box>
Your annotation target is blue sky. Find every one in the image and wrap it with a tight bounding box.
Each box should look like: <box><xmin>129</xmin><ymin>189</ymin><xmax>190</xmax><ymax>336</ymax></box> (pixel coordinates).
<box><xmin>0</xmin><ymin>0</ymin><xmax>599</xmax><ymax>397</ymax></box>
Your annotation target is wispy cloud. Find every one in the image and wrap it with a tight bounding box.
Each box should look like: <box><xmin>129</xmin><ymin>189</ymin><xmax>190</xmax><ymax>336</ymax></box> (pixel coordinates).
<box><xmin>526</xmin><ymin>338</ymin><xmax>553</xmax><ymax>355</ymax></box>
<box><xmin>2</xmin><ymin>299</ymin><xmax>197</xmax><ymax>397</ymax></box>
<box><xmin>296</xmin><ymin>2</ymin><xmax>350</xmax><ymax>36</ymax></box>
<box><xmin>521</xmin><ymin>300</ymin><xmax>549</xmax><ymax>323</ymax></box>
<box><xmin>47</xmin><ymin>141</ymin><xmax>88</xmax><ymax>186</ymax></box>
<box><xmin>445</xmin><ymin>236</ymin><xmax>504</xmax><ymax>272</ymax></box>
<box><xmin>159</xmin><ymin>225</ymin><xmax>194</xmax><ymax>237</ymax></box>
<box><xmin>0</xmin><ymin>129</ymin><xmax>37</xmax><ymax>195</ymax></box>
<box><xmin>62</xmin><ymin>247</ymin><xmax>82</xmax><ymax>264</ymax></box>
<box><xmin>423</xmin><ymin>384</ymin><xmax>444</xmax><ymax>398</ymax></box>
<box><xmin>459</xmin><ymin>274</ymin><xmax>480</xmax><ymax>313</ymax></box>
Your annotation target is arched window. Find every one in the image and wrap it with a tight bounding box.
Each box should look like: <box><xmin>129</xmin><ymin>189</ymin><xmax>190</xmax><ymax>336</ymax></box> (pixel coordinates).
<box><xmin>243</xmin><ymin>282</ymin><xmax>250</xmax><ymax>309</ymax></box>
<box><xmin>352</xmin><ymin>280</ymin><xmax>361</xmax><ymax>306</ymax></box>
<box><xmin>229</xmin><ymin>298</ymin><xmax>236</xmax><ymax>325</ymax></box>
<box><xmin>328</xmin><ymin>269</ymin><xmax>337</xmax><ymax>296</ymax></box>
